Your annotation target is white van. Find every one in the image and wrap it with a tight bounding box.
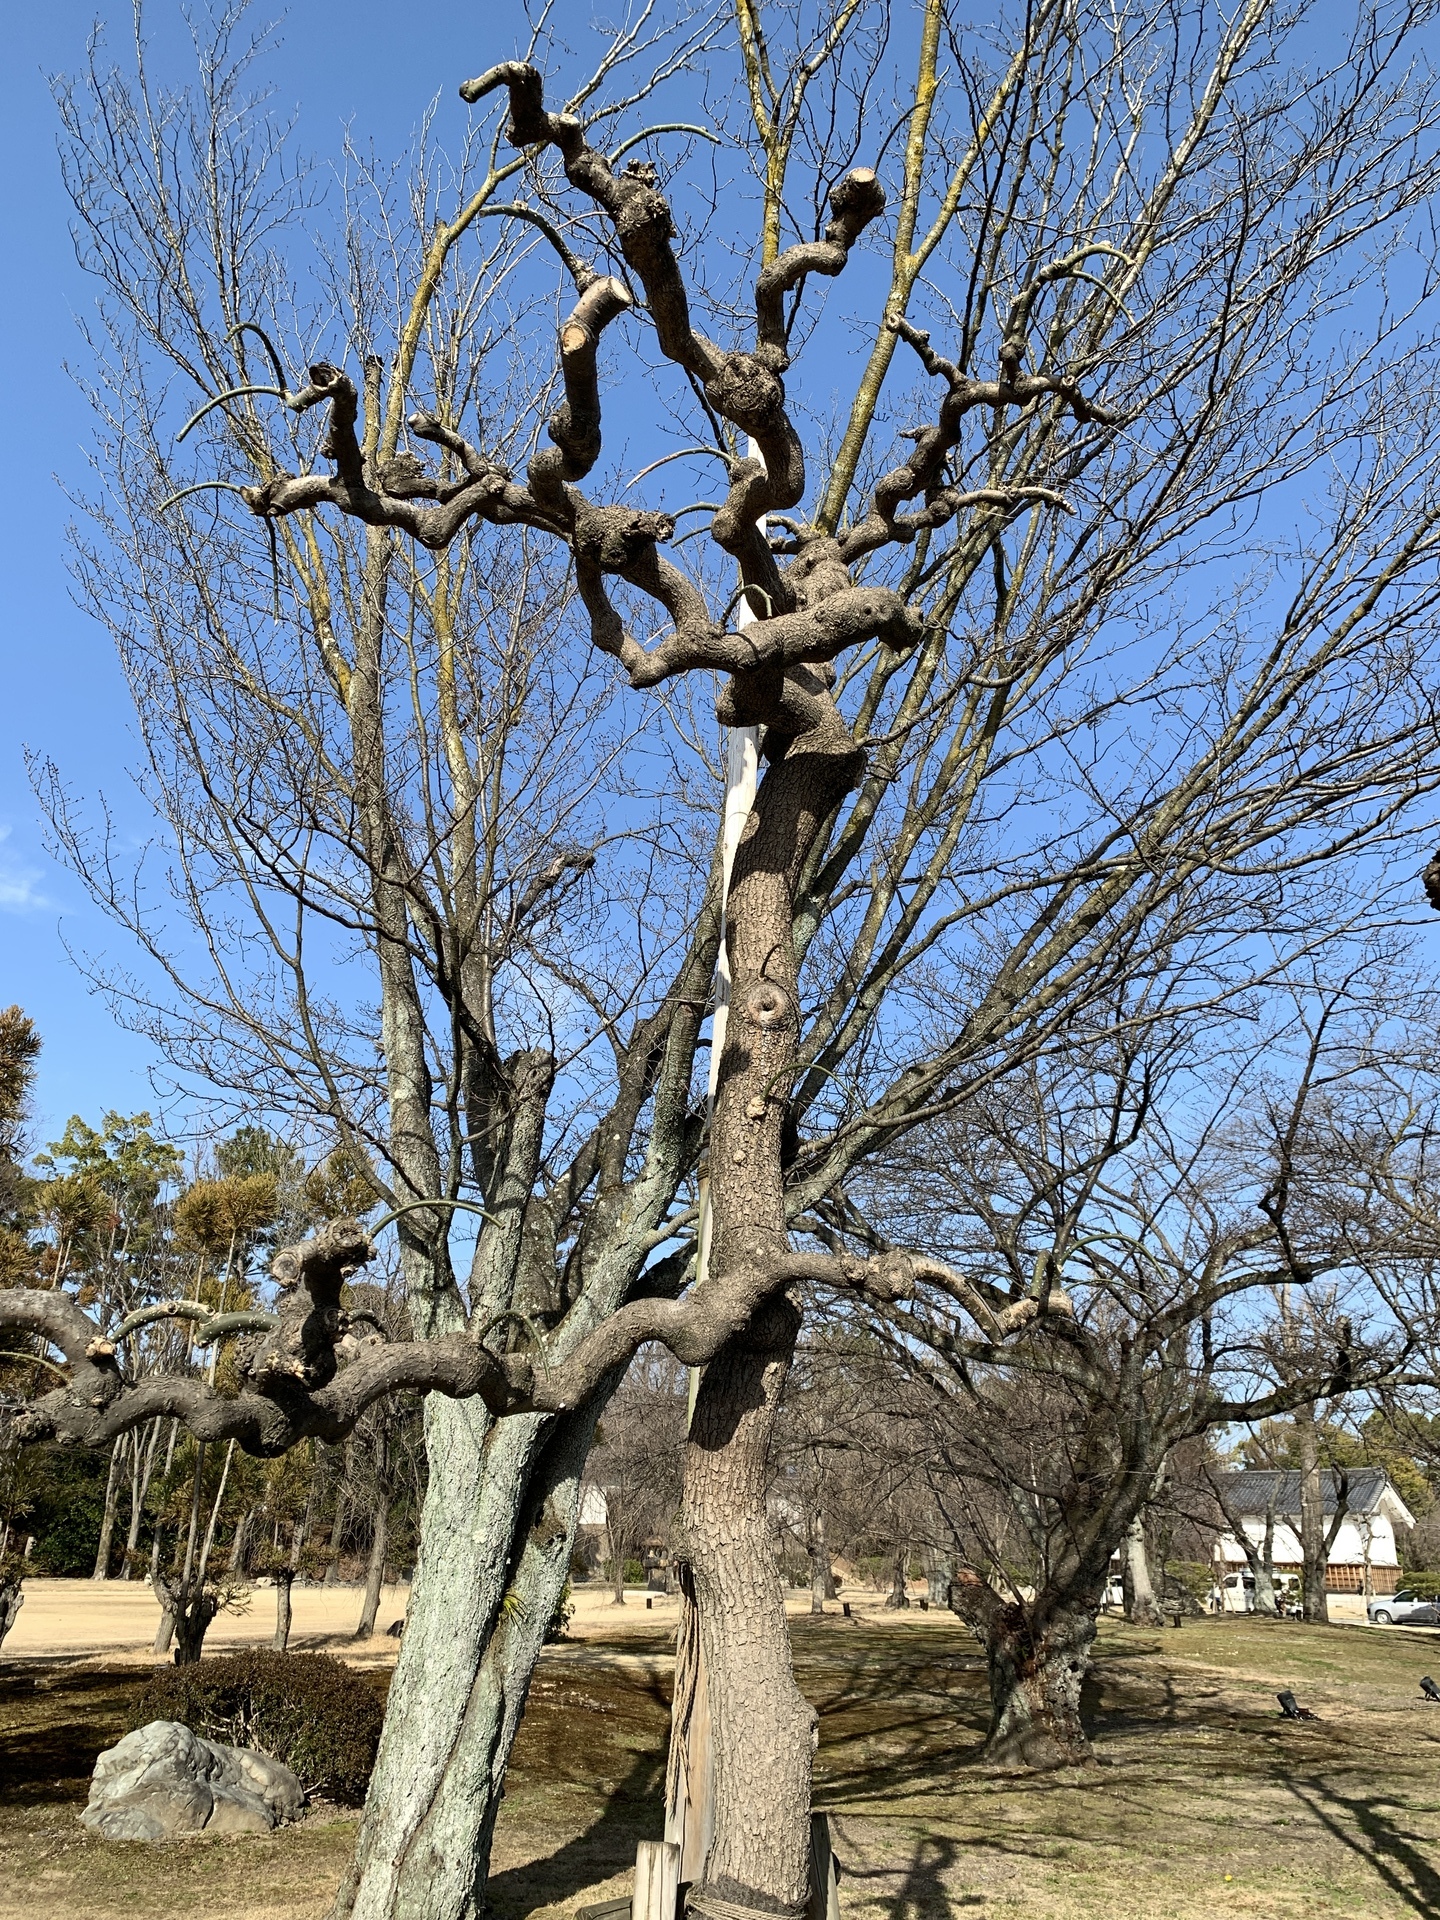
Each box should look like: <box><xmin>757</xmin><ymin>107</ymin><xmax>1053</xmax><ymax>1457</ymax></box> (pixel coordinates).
<box><xmin>1212</xmin><ymin>1571</ymin><xmax>1255</xmax><ymax>1612</ymax></box>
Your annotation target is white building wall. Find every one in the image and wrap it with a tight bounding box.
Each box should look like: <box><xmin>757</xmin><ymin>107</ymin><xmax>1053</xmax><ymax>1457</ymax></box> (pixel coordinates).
<box><xmin>1216</xmin><ymin>1506</ymin><xmax>1401</xmax><ymax>1568</ymax></box>
<box><xmin>579</xmin><ymin>1485</ymin><xmax>608</xmax><ymax>1528</ymax></box>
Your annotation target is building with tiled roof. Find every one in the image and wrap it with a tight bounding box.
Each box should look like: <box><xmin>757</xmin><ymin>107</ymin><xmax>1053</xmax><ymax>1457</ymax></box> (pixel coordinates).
<box><xmin>1214</xmin><ymin>1468</ymin><xmax>1414</xmax><ymax>1606</ymax></box>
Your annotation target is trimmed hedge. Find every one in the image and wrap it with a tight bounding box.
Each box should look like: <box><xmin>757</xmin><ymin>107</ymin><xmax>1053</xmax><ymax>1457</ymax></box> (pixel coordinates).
<box><xmin>131</xmin><ymin>1650</ymin><xmax>384</xmax><ymax>1803</ymax></box>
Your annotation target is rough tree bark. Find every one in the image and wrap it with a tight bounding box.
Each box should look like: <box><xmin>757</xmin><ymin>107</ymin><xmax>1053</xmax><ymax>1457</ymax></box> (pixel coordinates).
<box><xmin>983</xmin><ymin>1602</ymin><xmax>1097</xmax><ymax>1768</ymax></box>
<box><xmin>809</xmin><ymin>1508</ymin><xmax>829</xmax><ymax>1616</ymax></box>
<box><xmin>673</xmin><ymin>675</ymin><xmax>863</xmax><ymax>1917</ymax></box>
<box><xmin>331</xmin><ymin>1400</ymin><xmax>596</xmax><ymax>1920</ymax></box>
<box><xmin>355</xmin><ymin>1494</ymin><xmax>389</xmax><ymax>1642</ymax></box>
<box><xmin>1296</xmin><ymin>1404</ymin><xmax>1349</xmax><ymax>1623</ymax></box>
<box><xmin>91</xmin><ymin>1435</ymin><xmax>124</xmax><ymax>1580</ymax></box>
<box><xmin>951</xmin><ymin>1573</ymin><xmax>1097</xmax><ymax>1769</ymax></box>
<box><xmin>0</xmin><ymin>1570</ymin><xmax>24</xmax><ymax>1654</ymax></box>
<box><xmin>1121</xmin><ymin>1517</ymin><xmax>1162</xmax><ymax>1626</ymax></box>
<box><xmin>171</xmin><ymin>1583</ymin><xmax>221</xmax><ymax>1666</ymax></box>
<box><xmin>682</xmin><ymin>1306</ymin><xmax>815</xmax><ymax>1918</ymax></box>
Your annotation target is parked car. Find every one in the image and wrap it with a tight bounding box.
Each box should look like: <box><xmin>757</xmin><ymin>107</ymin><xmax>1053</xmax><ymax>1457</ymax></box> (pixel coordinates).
<box><xmin>1368</xmin><ymin>1589</ymin><xmax>1440</xmax><ymax>1625</ymax></box>
<box><xmin>1209</xmin><ymin>1570</ymin><xmax>1305</xmax><ymax>1615</ymax></box>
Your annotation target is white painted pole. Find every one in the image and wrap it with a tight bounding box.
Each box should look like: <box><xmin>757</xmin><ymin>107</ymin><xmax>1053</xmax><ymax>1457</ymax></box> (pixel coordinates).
<box><xmin>693</xmin><ymin>441</ymin><xmax>765</xmax><ymax>1309</ymax></box>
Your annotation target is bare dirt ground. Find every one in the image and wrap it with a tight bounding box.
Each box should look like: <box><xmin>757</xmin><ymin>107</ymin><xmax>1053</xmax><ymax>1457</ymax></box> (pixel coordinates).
<box><xmin>3</xmin><ymin>1584</ymin><xmax>1440</xmax><ymax>1920</ymax></box>
<box><xmin>0</xmin><ymin>1576</ymin><xmax>413</xmax><ymax>1664</ymax></box>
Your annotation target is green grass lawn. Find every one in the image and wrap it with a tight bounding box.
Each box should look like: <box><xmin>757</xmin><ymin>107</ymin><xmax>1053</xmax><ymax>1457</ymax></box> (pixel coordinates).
<box><xmin>4</xmin><ymin>1610</ymin><xmax>1439</xmax><ymax>1920</ymax></box>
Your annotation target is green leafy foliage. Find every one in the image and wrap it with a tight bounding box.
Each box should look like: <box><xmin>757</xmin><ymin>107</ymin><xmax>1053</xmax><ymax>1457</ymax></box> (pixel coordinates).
<box><xmin>0</xmin><ymin>1005</ymin><xmax>40</xmax><ymax>1285</ymax></box>
<box><xmin>1163</xmin><ymin>1562</ymin><xmax>1213</xmax><ymax>1608</ymax></box>
<box><xmin>304</xmin><ymin>1142</ymin><xmax>380</xmax><ymax>1222</ymax></box>
<box><xmin>132</xmin><ymin>1650</ymin><xmax>385</xmax><ymax>1803</ymax></box>
<box><xmin>23</xmin><ymin>1447</ymin><xmax>111</xmax><ymax>1574</ymax></box>
<box><xmin>1239</xmin><ymin>1414</ymin><xmax>1437</xmax><ymax>1519</ymax></box>
<box><xmin>546</xmin><ymin>1581</ymin><xmax>574</xmax><ymax>1642</ymax></box>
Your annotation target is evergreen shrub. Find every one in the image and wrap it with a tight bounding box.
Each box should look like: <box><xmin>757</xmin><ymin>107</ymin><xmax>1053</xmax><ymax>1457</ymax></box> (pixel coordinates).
<box><xmin>132</xmin><ymin>1649</ymin><xmax>385</xmax><ymax>1802</ymax></box>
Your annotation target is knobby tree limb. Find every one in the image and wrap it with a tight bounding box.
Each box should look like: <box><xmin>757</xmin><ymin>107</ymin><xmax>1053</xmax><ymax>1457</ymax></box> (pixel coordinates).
<box><xmin>0</xmin><ymin>1220</ymin><xmax>1052</xmax><ymax>1458</ymax></box>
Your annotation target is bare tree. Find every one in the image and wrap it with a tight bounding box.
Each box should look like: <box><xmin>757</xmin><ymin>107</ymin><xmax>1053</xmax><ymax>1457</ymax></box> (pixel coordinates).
<box><xmin>770</xmin><ymin>1341</ymin><xmax>877</xmax><ymax>1613</ymax></box>
<box><xmin>584</xmin><ymin>1348</ymin><xmax>688</xmax><ymax>1601</ymax></box>
<box><xmin>833</xmin><ymin>997</ymin><xmax>1415</xmax><ymax>1766</ymax></box>
<box><xmin>1205</xmin><ymin>1464</ymin><xmax>1281</xmax><ymax>1616</ymax></box>
<box><xmin>5</xmin><ymin>3</ymin><xmax>1440</xmax><ymax>1913</ymax></box>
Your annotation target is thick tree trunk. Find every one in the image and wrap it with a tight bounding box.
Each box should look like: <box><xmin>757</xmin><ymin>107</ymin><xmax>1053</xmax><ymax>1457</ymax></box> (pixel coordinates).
<box><xmin>228</xmin><ymin>1504</ymin><xmax>256</xmax><ymax>1579</ymax></box>
<box><xmin>1121</xmin><ymin>1517</ymin><xmax>1163</xmax><ymax>1625</ymax></box>
<box><xmin>121</xmin><ymin>1417</ymin><xmax>162</xmax><ymax>1578</ymax></box>
<box><xmin>809</xmin><ymin>1508</ymin><xmax>828</xmax><ymax>1615</ymax></box>
<box><xmin>0</xmin><ymin>1572</ymin><xmax>24</xmax><ymax>1653</ymax></box>
<box><xmin>273</xmin><ymin>1568</ymin><xmax>294</xmax><ymax>1652</ymax></box>
<box><xmin>355</xmin><ymin>1497</ymin><xmax>389</xmax><ymax>1641</ymax></box>
<box><xmin>171</xmin><ymin>1585</ymin><xmax>220</xmax><ymax>1665</ymax></box>
<box><xmin>680</xmin><ymin>1302</ymin><xmax>815</xmax><ymax>1920</ymax></box>
<box><xmin>885</xmin><ymin>1545</ymin><xmax>910</xmax><ymax>1609</ymax></box>
<box><xmin>667</xmin><ymin>695</ymin><xmax>858</xmax><ymax>1918</ymax></box>
<box><xmin>330</xmin><ymin>1399</ymin><xmax>596</xmax><ymax>1920</ymax></box>
<box><xmin>979</xmin><ymin>1599</ymin><xmax>1098</xmax><ymax>1770</ymax></box>
<box><xmin>92</xmin><ymin>1435</ymin><xmax>125</xmax><ymax>1580</ymax></box>
<box><xmin>1295</xmin><ymin>1404</ymin><xmax>1342</xmax><ymax>1624</ymax></box>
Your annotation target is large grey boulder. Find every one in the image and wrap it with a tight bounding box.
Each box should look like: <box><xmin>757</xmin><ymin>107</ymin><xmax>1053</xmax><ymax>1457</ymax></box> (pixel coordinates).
<box><xmin>81</xmin><ymin>1719</ymin><xmax>304</xmax><ymax>1841</ymax></box>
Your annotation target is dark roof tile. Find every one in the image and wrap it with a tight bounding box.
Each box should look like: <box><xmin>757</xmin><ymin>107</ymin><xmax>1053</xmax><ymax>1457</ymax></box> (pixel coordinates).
<box><xmin>1219</xmin><ymin>1467</ymin><xmax>1391</xmax><ymax>1516</ymax></box>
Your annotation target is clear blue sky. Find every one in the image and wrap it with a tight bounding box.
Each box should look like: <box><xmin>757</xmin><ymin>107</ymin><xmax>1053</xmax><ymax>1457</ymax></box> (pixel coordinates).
<box><xmin>0</xmin><ymin>1</ymin><xmax>558</xmax><ymax>1145</ymax></box>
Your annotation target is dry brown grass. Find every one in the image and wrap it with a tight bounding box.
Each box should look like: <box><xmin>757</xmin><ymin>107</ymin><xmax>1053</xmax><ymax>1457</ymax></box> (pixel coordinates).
<box><xmin>3</xmin><ymin>1602</ymin><xmax>1439</xmax><ymax>1920</ymax></box>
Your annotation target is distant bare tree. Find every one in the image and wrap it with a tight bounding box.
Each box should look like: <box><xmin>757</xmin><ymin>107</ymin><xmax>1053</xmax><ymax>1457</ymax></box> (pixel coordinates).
<box><xmin>828</xmin><ymin>994</ymin><xmax>1417</xmax><ymax>1766</ymax></box>
<box><xmin>584</xmin><ymin>1349</ymin><xmax>688</xmax><ymax>1601</ymax></box>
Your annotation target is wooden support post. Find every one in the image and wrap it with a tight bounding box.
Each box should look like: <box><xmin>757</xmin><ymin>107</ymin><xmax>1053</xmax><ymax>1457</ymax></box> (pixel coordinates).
<box><xmin>808</xmin><ymin>1814</ymin><xmax>841</xmax><ymax>1920</ymax></box>
<box><xmin>633</xmin><ymin>1839</ymin><xmax>681</xmax><ymax>1920</ymax></box>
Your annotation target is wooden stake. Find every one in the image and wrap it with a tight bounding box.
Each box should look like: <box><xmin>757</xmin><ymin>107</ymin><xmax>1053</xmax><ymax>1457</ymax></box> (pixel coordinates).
<box><xmin>809</xmin><ymin>1814</ymin><xmax>841</xmax><ymax>1920</ymax></box>
<box><xmin>633</xmin><ymin>1839</ymin><xmax>681</xmax><ymax>1920</ymax></box>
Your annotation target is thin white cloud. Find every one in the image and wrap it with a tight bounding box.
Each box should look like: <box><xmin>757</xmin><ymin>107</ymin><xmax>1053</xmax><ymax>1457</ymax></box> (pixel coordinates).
<box><xmin>0</xmin><ymin>826</ymin><xmax>51</xmax><ymax>914</ymax></box>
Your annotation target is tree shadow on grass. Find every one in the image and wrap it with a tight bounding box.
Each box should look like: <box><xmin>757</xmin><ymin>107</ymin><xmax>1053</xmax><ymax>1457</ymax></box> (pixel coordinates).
<box><xmin>1287</xmin><ymin>1774</ymin><xmax>1440</xmax><ymax>1920</ymax></box>
<box><xmin>883</xmin><ymin>1832</ymin><xmax>986</xmax><ymax>1918</ymax></box>
<box><xmin>0</xmin><ymin>1664</ymin><xmax>142</xmax><ymax>1807</ymax></box>
<box><xmin>832</xmin><ymin>1831</ymin><xmax>987</xmax><ymax>1919</ymax></box>
<box><xmin>484</xmin><ymin>1746</ymin><xmax>665</xmax><ymax>1920</ymax></box>
<box><xmin>486</xmin><ymin>1663</ymin><xmax>675</xmax><ymax>1920</ymax></box>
